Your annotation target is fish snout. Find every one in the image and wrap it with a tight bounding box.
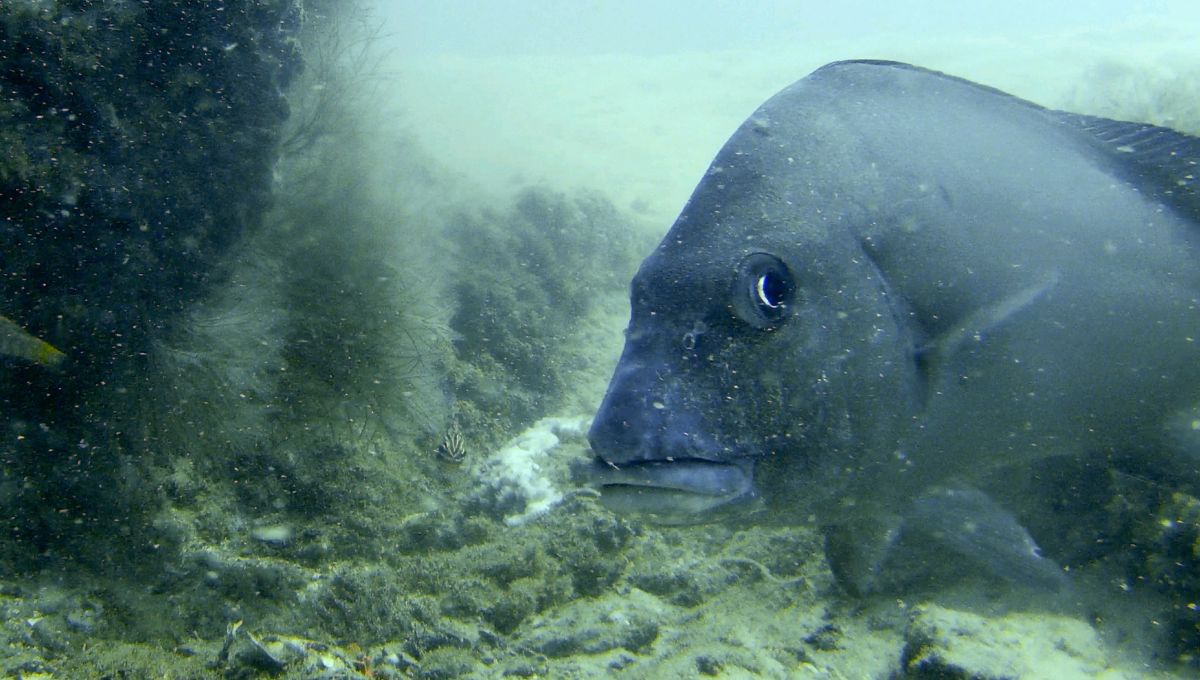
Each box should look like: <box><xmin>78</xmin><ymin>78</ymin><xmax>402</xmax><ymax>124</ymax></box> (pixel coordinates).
<box><xmin>588</xmin><ymin>361</ymin><xmax>716</xmax><ymax>465</ymax></box>
<box><xmin>586</xmin><ymin>373</ymin><xmax>758</xmax><ymax>518</ymax></box>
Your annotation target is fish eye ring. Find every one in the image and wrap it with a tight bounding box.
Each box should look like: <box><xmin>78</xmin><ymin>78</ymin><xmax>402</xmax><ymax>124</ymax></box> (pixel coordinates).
<box><xmin>731</xmin><ymin>253</ymin><xmax>794</xmax><ymax>329</ymax></box>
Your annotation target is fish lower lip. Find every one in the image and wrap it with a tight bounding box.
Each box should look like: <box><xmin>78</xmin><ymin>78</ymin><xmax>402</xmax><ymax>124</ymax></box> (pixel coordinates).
<box><xmin>592</xmin><ymin>459</ymin><xmax>755</xmax><ymax>517</ymax></box>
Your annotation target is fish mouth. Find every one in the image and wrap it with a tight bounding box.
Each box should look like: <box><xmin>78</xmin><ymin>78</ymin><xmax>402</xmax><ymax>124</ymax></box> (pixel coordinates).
<box><xmin>589</xmin><ymin>458</ymin><xmax>757</xmax><ymax>521</ymax></box>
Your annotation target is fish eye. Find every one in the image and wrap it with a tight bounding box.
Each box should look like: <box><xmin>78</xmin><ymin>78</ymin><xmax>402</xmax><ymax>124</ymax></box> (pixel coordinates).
<box><xmin>731</xmin><ymin>253</ymin><xmax>794</xmax><ymax>329</ymax></box>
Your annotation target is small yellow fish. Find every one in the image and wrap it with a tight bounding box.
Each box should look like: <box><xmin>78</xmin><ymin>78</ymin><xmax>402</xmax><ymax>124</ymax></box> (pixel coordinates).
<box><xmin>0</xmin><ymin>314</ymin><xmax>66</xmax><ymax>368</ymax></box>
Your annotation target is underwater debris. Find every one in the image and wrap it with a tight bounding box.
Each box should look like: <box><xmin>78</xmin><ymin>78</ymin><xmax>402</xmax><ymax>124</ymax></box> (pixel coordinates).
<box><xmin>473</xmin><ymin>415</ymin><xmax>590</xmax><ymax>526</ymax></box>
<box><xmin>0</xmin><ymin>314</ymin><xmax>65</xmax><ymax>369</ymax></box>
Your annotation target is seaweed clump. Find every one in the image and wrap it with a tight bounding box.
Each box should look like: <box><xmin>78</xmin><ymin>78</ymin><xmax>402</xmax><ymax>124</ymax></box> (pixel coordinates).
<box><xmin>444</xmin><ymin>188</ymin><xmax>650</xmax><ymax>449</ymax></box>
<box><xmin>135</xmin><ymin>1</ymin><xmax>459</xmax><ymax>574</ymax></box>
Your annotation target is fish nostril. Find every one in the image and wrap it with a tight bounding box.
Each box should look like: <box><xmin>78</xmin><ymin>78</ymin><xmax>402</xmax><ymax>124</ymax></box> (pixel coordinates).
<box><xmin>593</xmin><ymin>393</ymin><xmax>719</xmax><ymax>465</ymax></box>
<box><xmin>681</xmin><ymin>320</ymin><xmax>707</xmax><ymax>351</ymax></box>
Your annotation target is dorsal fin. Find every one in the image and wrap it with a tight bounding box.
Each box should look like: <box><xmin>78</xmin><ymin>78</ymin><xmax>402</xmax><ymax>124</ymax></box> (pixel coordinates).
<box><xmin>1053</xmin><ymin>112</ymin><xmax>1200</xmax><ymax>223</ymax></box>
<box><xmin>814</xmin><ymin>60</ymin><xmax>1200</xmax><ymax>233</ymax></box>
<box><xmin>817</xmin><ymin>61</ymin><xmax>1200</xmax><ymax>224</ymax></box>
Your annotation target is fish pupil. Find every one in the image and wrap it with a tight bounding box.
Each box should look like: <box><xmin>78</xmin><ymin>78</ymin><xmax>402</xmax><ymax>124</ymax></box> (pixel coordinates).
<box><xmin>756</xmin><ymin>273</ymin><xmax>785</xmax><ymax>309</ymax></box>
<box><xmin>732</xmin><ymin>252</ymin><xmax>794</xmax><ymax>329</ymax></box>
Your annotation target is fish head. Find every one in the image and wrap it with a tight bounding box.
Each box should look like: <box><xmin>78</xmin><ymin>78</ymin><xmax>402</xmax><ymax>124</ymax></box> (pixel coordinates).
<box><xmin>588</xmin><ymin>84</ymin><xmax>923</xmax><ymax>520</ymax></box>
<box><xmin>594</xmin><ymin>58</ymin><xmax>1200</xmax><ymax>591</ymax></box>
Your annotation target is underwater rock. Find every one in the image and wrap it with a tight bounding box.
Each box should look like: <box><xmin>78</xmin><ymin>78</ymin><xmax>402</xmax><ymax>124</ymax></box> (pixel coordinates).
<box><xmin>444</xmin><ymin>187</ymin><xmax>649</xmax><ymax>442</ymax></box>
<box><xmin>0</xmin><ymin>582</ymin><xmax>105</xmax><ymax>673</ymax></box>
<box><xmin>0</xmin><ymin>0</ymin><xmax>304</xmax><ymax>555</ymax></box>
<box><xmin>0</xmin><ymin>0</ymin><xmax>301</xmax><ymax>371</ymax></box>
<box><xmin>250</xmin><ymin>524</ymin><xmax>295</xmax><ymax>547</ymax></box>
<box><xmin>900</xmin><ymin>605</ymin><xmax>1113</xmax><ymax>679</ymax></box>
<box><xmin>212</xmin><ymin>619</ymin><xmax>419</xmax><ymax>679</ymax></box>
<box><xmin>517</xmin><ymin>589</ymin><xmax>664</xmax><ymax>658</ymax></box>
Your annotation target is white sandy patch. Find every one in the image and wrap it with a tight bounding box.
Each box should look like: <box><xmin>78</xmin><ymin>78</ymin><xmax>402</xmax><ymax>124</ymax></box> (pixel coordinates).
<box><xmin>474</xmin><ymin>415</ymin><xmax>591</xmax><ymax>526</ymax></box>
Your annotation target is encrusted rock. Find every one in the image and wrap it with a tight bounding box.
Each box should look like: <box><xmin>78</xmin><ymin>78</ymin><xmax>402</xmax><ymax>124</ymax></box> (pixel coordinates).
<box><xmin>517</xmin><ymin>588</ymin><xmax>663</xmax><ymax>658</ymax></box>
<box><xmin>900</xmin><ymin>604</ymin><xmax>1114</xmax><ymax>679</ymax></box>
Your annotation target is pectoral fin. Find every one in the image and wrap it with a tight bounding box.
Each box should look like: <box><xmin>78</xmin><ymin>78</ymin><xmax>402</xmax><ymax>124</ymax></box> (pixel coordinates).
<box><xmin>923</xmin><ymin>271</ymin><xmax>1059</xmax><ymax>364</ymax></box>
<box><xmin>824</xmin><ymin>487</ymin><xmax>1068</xmax><ymax>594</ymax></box>
<box><xmin>906</xmin><ymin>486</ymin><xmax>1069</xmax><ymax>591</ymax></box>
<box><xmin>822</xmin><ymin>514</ymin><xmax>904</xmax><ymax>596</ymax></box>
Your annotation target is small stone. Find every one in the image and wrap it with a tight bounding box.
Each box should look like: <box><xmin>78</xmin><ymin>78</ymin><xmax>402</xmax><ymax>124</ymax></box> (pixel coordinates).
<box><xmin>251</xmin><ymin>524</ymin><xmax>294</xmax><ymax>546</ymax></box>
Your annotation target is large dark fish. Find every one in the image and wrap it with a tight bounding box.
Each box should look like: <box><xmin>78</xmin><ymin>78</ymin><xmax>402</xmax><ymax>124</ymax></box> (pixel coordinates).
<box><xmin>587</xmin><ymin>60</ymin><xmax>1200</xmax><ymax>590</ymax></box>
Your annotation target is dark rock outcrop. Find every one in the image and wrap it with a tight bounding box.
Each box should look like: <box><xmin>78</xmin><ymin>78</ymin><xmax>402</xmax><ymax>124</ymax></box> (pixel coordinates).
<box><xmin>0</xmin><ymin>0</ymin><xmax>302</xmax><ymax>558</ymax></box>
